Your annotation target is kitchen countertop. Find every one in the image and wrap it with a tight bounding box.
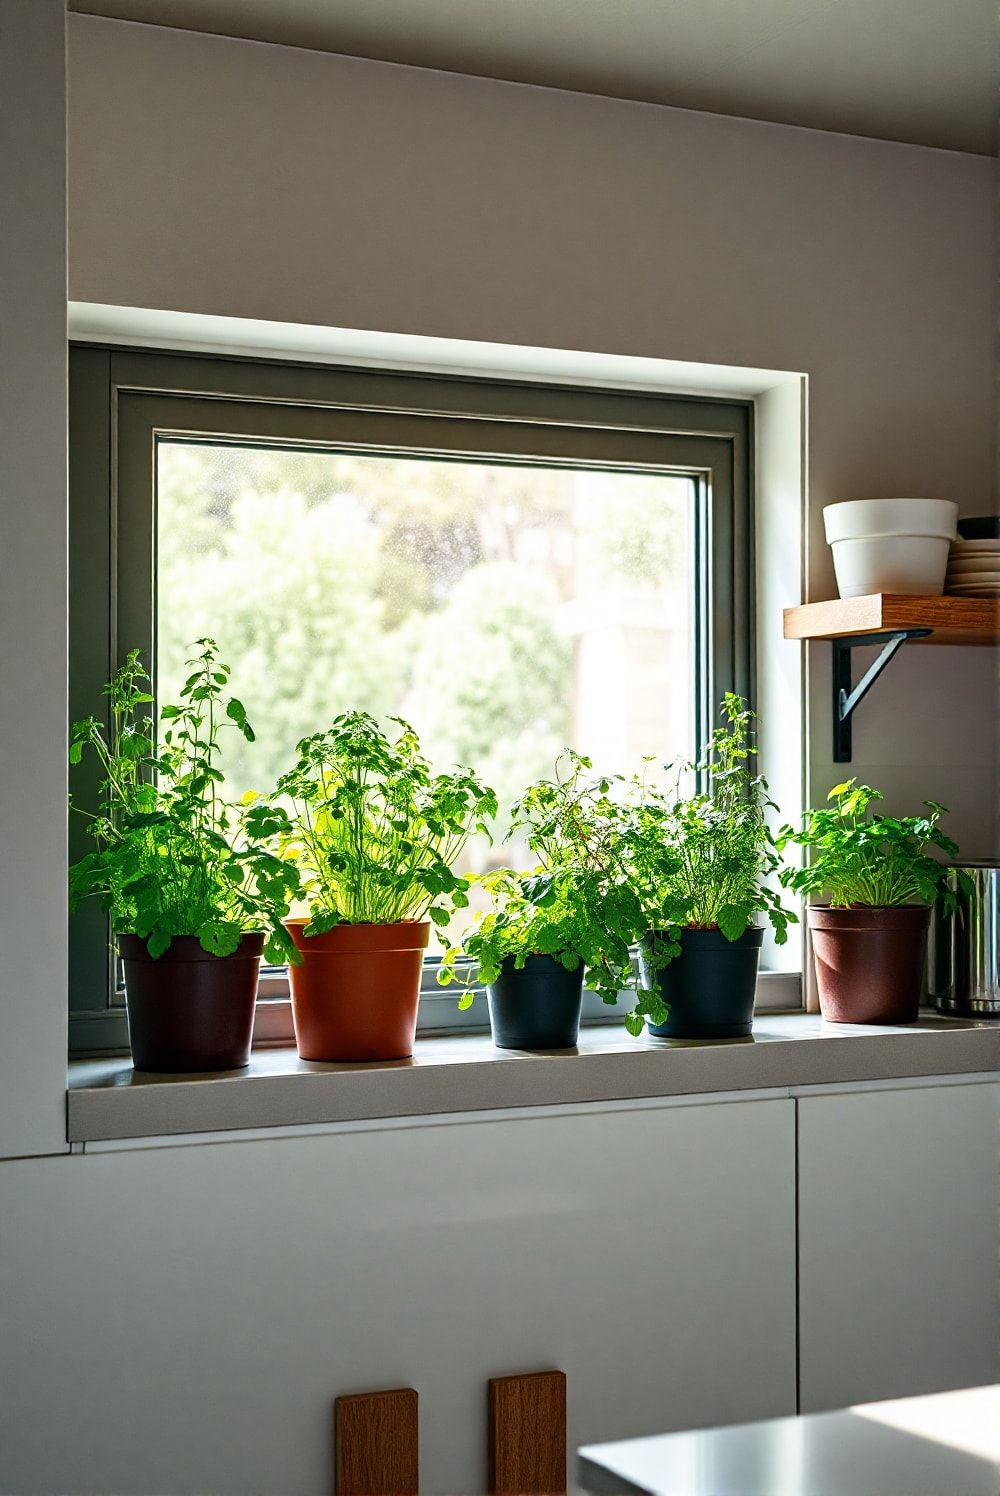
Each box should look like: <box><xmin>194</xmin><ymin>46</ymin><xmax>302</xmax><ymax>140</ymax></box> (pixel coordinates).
<box><xmin>577</xmin><ymin>1383</ymin><xmax>1000</xmax><ymax>1495</ymax></box>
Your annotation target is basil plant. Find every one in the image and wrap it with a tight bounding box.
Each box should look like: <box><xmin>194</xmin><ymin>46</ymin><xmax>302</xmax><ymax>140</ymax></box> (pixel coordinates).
<box><xmin>69</xmin><ymin>641</ymin><xmax>301</xmax><ymax>964</ymax></box>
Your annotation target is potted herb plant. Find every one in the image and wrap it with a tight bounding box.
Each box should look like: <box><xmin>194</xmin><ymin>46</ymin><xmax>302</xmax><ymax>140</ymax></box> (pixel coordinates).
<box><xmin>271</xmin><ymin>712</ymin><xmax>497</xmax><ymax>1062</ymax></box>
<box><xmin>68</xmin><ymin>642</ymin><xmax>301</xmax><ymax>1072</ymax></box>
<box><xmin>778</xmin><ymin>781</ymin><xmax>966</xmax><ymax>1024</ymax></box>
<box><xmin>437</xmin><ymin>848</ymin><xmax>640</xmax><ymax>1050</ymax></box>
<box><xmin>438</xmin><ymin>753</ymin><xmax>664</xmax><ymax>1044</ymax></box>
<box><xmin>618</xmin><ymin>695</ymin><xmax>794</xmax><ymax>1039</ymax></box>
<box><xmin>438</xmin><ymin>868</ymin><xmax>589</xmax><ymax>1049</ymax></box>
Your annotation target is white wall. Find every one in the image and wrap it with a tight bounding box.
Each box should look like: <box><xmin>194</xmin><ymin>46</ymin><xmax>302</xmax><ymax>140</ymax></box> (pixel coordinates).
<box><xmin>64</xmin><ymin>15</ymin><xmax>997</xmax><ymax>855</ymax></box>
<box><xmin>0</xmin><ymin>0</ymin><xmax>68</xmax><ymax>1158</ymax></box>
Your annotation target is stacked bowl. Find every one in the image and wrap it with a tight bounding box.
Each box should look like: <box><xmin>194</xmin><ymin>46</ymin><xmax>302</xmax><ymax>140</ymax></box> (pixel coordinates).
<box><xmin>823</xmin><ymin>498</ymin><xmax>958</xmax><ymax>599</ymax></box>
<box><xmin>945</xmin><ymin>518</ymin><xmax>1000</xmax><ymax>598</ymax></box>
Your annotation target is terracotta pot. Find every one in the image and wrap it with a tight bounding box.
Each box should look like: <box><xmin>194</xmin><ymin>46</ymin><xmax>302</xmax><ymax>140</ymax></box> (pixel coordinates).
<box><xmin>284</xmin><ymin>919</ymin><xmax>430</xmax><ymax>1061</ymax></box>
<box><xmin>807</xmin><ymin>905</ymin><xmax>931</xmax><ymax>1024</ymax></box>
<box><xmin>641</xmin><ymin>925</ymin><xmax>763</xmax><ymax>1039</ymax></box>
<box><xmin>119</xmin><ymin>932</ymin><xmax>264</xmax><ymax>1072</ymax></box>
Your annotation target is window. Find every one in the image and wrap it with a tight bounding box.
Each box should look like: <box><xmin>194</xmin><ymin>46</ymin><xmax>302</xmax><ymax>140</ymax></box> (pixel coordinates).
<box><xmin>69</xmin><ymin>348</ymin><xmax>755</xmax><ymax>1054</ymax></box>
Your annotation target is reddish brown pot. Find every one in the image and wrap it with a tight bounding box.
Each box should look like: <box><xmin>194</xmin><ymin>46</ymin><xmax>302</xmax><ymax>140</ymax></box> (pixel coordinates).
<box><xmin>119</xmin><ymin>932</ymin><xmax>264</xmax><ymax>1072</ymax></box>
<box><xmin>284</xmin><ymin>919</ymin><xmax>430</xmax><ymax>1061</ymax></box>
<box><xmin>807</xmin><ymin>905</ymin><xmax>931</xmax><ymax>1024</ymax></box>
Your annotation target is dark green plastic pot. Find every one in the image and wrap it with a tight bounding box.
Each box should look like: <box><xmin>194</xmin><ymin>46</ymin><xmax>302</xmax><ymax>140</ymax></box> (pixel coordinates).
<box><xmin>640</xmin><ymin>925</ymin><xmax>764</xmax><ymax>1039</ymax></box>
<box><xmin>487</xmin><ymin>954</ymin><xmax>585</xmax><ymax>1050</ymax></box>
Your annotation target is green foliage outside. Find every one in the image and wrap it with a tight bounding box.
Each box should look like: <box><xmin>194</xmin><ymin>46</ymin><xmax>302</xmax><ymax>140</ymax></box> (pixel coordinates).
<box><xmin>158</xmin><ymin>462</ymin><xmax>408</xmax><ymax>799</ymax></box>
<box><xmin>156</xmin><ymin>446</ymin><xmax>687</xmax><ymax>824</ymax></box>
<box><xmin>403</xmin><ymin>562</ymin><xmax>572</xmax><ymax>811</ymax></box>
<box><xmin>778</xmin><ymin>780</ymin><xmax>967</xmax><ymax>910</ymax></box>
<box><xmin>68</xmin><ymin>642</ymin><xmax>301</xmax><ymax>964</ymax></box>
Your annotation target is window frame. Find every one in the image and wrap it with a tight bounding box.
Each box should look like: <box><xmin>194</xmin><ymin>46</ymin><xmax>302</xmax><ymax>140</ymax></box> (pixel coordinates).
<box><xmin>69</xmin><ymin>345</ymin><xmax>762</xmax><ymax>1056</ymax></box>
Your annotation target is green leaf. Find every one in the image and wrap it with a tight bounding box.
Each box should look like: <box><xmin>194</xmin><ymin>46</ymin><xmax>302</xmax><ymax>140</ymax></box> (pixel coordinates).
<box><xmin>122</xmin><ymin>810</ymin><xmax>170</xmax><ymax>829</ymax></box>
<box><xmin>226</xmin><ymin>698</ymin><xmax>256</xmax><ymax>742</ymax></box>
<box><xmin>146</xmin><ymin>927</ymin><xmax>171</xmax><ymax>959</ymax></box>
<box><xmin>265</xmin><ymin>926</ymin><xmax>301</xmax><ymax>967</ymax></box>
<box><xmin>304</xmin><ymin>909</ymin><xmax>342</xmax><ymax>937</ymax></box>
<box><xmin>717</xmin><ymin>903</ymin><xmax>750</xmax><ymax>942</ymax></box>
<box><xmin>197</xmin><ymin>921</ymin><xmax>243</xmax><ymax>958</ymax></box>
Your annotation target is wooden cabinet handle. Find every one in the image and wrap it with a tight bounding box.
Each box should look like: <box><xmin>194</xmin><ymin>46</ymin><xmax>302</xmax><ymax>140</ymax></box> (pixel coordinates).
<box><xmin>334</xmin><ymin>1387</ymin><xmax>419</xmax><ymax>1496</ymax></box>
<box><xmin>487</xmin><ymin>1370</ymin><xmax>567</xmax><ymax>1496</ymax></box>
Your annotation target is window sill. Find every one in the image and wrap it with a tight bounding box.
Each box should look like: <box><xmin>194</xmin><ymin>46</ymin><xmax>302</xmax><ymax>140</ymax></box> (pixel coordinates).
<box><xmin>67</xmin><ymin>1011</ymin><xmax>998</xmax><ymax>1145</ymax></box>
<box><xmin>68</xmin><ymin>970</ymin><xmax>803</xmax><ymax>1053</ymax></box>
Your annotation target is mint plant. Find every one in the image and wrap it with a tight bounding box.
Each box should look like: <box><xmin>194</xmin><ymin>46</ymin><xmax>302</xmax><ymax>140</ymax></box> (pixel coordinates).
<box><xmin>436</xmin><ymin>863</ymin><xmax>637</xmax><ymax>1010</ymax></box>
<box><xmin>504</xmin><ymin>755</ymin><xmax>648</xmax><ymax>1008</ymax></box>
<box><xmin>69</xmin><ymin>642</ymin><xmax>301</xmax><ymax>962</ymax></box>
<box><xmin>436</xmin><ymin>754</ymin><xmax>650</xmax><ymax>1017</ymax></box>
<box><xmin>778</xmin><ymin>780</ymin><xmax>966</xmax><ymax>909</ymax></box>
<box><xmin>271</xmin><ymin>712</ymin><xmax>498</xmax><ymax>936</ymax></box>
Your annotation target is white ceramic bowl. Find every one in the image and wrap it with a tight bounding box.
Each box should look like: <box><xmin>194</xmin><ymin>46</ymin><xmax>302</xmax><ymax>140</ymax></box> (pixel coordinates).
<box><xmin>823</xmin><ymin>499</ymin><xmax>958</xmax><ymax>599</ymax></box>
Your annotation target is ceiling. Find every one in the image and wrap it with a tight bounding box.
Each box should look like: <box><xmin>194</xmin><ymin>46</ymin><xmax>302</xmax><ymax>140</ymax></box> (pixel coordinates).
<box><xmin>68</xmin><ymin>0</ymin><xmax>998</xmax><ymax>155</ymax></box>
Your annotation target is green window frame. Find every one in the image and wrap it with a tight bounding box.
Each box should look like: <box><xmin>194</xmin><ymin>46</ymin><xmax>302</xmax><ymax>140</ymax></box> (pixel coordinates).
<box><xmin>68</xmin><ymin>346</ymin><xmax>754</xmax><ymax>1056</ymax></box>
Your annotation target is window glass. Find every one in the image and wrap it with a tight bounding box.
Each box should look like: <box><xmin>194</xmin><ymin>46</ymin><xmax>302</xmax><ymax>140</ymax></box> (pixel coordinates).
<box><xmin>156</xmin><ymin>442</ymin><xmax>694</xmax><ymax>936</ymax></box>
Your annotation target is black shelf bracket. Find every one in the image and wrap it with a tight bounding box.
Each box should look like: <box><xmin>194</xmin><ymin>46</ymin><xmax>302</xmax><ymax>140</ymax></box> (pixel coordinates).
<box><xmin>832</xmin><ymin>628</ymin><xmax>933</xmax><ymax>762</ymax></box>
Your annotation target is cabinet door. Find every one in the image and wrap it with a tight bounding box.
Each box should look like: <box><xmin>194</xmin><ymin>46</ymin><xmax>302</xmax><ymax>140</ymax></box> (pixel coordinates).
<box><xmin>798</xmin><ymin>1081</ymin><xmax>1000</xmax><ymax>1413</ymax></box>
<box><xmin>0</xmin><ymin>1096</ymin><xmax>797</xmax><ymax>1496</ymax></box>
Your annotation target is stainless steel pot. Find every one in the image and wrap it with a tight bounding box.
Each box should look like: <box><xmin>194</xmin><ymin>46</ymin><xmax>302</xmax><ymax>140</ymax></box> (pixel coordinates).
<box><xmin>928</xmin><ymin>862</ymin><xmax>1000</xmax><ymax>1016</ymax></box>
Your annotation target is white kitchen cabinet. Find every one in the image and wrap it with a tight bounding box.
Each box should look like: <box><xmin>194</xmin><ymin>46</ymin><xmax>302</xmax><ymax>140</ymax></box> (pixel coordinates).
<box><xmin>797</xmin><ymin>1080</ymin><xmax>999</xmax><ymax>1413</ymax></box>
<box><xmin>0</xmin><ymin>1095</ymin><xmax>796</xmax><ymax>1496</ymax></box>
<box><xmin>5</xmin><ymin>1077</ymin><xmax>996</xmax><ymax>1494</ymax></box>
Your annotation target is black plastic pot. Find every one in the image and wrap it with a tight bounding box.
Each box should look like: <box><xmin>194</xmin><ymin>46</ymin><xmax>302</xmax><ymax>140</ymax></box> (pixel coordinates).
<box><xmin>640</xmin><ymin>925</ymin><xmax>764</xmax><ymax>1039</ymax></box>
<box><xmin>487</xmin><ymin>955</ymin><xmax>585</xmax><ymax>1050</ymax></box>
<box><xmin>119</xmin><ymin>932</ymin><xmax>264</xmax><ymax>1072</ymax></box>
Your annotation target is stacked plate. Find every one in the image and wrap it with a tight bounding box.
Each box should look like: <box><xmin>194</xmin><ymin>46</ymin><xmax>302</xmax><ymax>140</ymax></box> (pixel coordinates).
<box><xmin>945</xmin><ymin>538</ymin><xmax>1000</xmax><ymax>597</ymax></box>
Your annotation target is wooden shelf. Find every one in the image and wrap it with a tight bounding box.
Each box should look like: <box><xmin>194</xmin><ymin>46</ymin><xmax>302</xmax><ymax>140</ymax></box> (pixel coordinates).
<box><xmin>784</xmin><ymin>594</ymin><xmax>1000</xmax><ymax>647</ymax></box>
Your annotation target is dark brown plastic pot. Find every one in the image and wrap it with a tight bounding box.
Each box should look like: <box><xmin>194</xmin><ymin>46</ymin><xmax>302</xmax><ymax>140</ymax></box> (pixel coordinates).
<box><xmin>119</xmin><ymin>932</ymin><xmax>264</xmax><ymax>1072</ymax></box>
<box><xmin>807</xmin><ymin>905</ymin><xmax>931</xmax><ymax>1024</ymax></box>
<box><xmin>284</xmin><ymin>919</ymin><xmax>430</xmax><ymax>1062</ymax></box>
